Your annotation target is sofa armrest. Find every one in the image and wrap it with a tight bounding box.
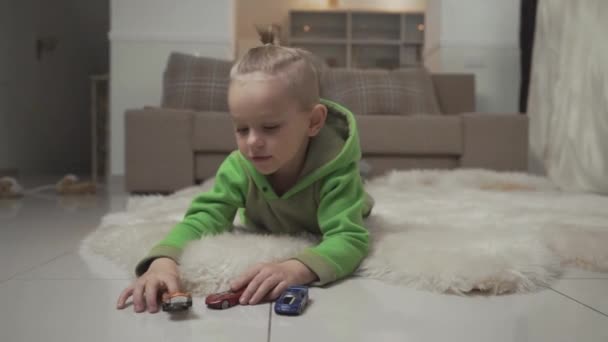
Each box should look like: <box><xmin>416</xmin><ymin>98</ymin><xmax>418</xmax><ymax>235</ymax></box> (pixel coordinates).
<box><xmin>125</xmin><ymin>108</ymin><xmax>194</xmax><ymax>192</ymax></box>
<box><xmin>460</xmin><ymin>113</ymin><xmax>528</xmax><ymax>171</ymax></box>
<box><xmin>431</xmin><ymin>74</ymin><xmax>475</xmax><ymax>114</ymax></box>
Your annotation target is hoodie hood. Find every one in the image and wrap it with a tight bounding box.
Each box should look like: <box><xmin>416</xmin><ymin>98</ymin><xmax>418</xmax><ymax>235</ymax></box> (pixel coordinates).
<box><xmin>238</xmin><ymin>98</ymin><xmax>361</xmax><ymax>199</ymax></box>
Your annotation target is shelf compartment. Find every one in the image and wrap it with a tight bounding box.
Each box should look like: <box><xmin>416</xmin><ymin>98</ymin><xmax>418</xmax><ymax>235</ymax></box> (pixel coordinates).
<box><xmin>352</xmin><ymin>44</ymin><xmax>400</xmax><ymax>69</ymax></box>
<box><xmin>291</xmin><ymin>43</ymin><xmax>347</xmax><ymax>68</ymax></box>
<box><xmin>352</xmin><ymin>13</ymin><xmax>401</xmax><ymax>40</ymax></box>
<box><xmin>404</xmin><ymin>13</ymin><xmax>425</xmax><ymax>43</ymax></box>
<box><xmin>290</xmin><ymin>11</ymin><xmax>347</xmax><ymax>39</ymax></box>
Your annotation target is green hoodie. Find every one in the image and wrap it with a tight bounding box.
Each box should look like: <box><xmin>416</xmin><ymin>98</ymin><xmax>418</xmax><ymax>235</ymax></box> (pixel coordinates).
<box><xmin>135</xmin><ymin>99</ymin><xmax>374</xmax><ymax>286</ymax></box>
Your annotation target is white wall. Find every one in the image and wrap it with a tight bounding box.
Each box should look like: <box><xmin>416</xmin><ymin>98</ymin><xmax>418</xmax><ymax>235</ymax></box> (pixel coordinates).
<box><xmin>424</xmin><ymin>0</ymin><xmax>520</xmax><ymax>113</ymax></box>
<box><xmin>439</xmin><ymin>0</ymin><xmax>518</xmax><ymax>46</ymax></box>
<box><xmin>109</xmin><ymin>0</ymin><xmax>235</xmax><ymax>176</ymax></box>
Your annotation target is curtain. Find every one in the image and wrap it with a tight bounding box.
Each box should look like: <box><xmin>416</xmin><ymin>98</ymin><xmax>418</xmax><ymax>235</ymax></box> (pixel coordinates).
<box><xmin>527</xmin><ymin>0</ymin><xmax>608</xmax><ymax>193</ymax></box>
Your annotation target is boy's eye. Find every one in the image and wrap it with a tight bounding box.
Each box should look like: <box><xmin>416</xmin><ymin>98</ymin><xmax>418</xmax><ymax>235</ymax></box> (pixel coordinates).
<box><xmin>236</xmin><ymin>127</ymin><xmax>249</xmax><ymax>134</ymax></box>
<box><xmin>263</xmin><ymin>125</ymin><xmax>280</xmax><ymax>131</ymax></box>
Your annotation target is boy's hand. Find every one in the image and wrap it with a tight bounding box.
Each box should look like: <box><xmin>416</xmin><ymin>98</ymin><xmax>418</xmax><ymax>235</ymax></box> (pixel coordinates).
<box><xmin>116</xmin><ymin>257</ymin><xmax>181</xmax><ymax>313</ymax></box>
<box><xmin>230</xmin><ymin>260</ymin><xmax>317</xmax><ymax>305</ymax></box>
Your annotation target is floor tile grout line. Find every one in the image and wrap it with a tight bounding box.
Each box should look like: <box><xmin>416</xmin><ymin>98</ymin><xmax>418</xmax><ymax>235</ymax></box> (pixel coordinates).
<box><xmin>3</xmin><ymin>249</ymin><xmax>73</xmax><ymax>283</ymax></box>
<box><xmin>8</xmin><ymin>247</ymin><xmax>134</xmax><ymax>282</ymax></box>
<box><xmin>7</xmin><ymin>247</ymin><xmax>132</xmax><ymax>284</ymax></box>
<box><xmin>548</xmin><ymin>287</ymin><xmax>608</xmax><ymax>318</ymax></box>
<box><xmin>267</xmin><ymin>302</ymin><xmax>272</xmax><ymax>342</ymax></box>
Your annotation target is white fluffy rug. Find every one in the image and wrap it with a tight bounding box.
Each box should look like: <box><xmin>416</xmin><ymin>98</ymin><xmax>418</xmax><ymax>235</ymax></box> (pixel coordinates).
<box><xmin>80</xmin><ymin>169</ymin><xmax>608</xmax><ymax>296</ymax></box>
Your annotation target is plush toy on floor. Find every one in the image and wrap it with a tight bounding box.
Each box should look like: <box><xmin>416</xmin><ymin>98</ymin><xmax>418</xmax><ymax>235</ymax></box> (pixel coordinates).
<box><xmin>0</xmin><ymin>177</ymin><xmax>24</xmax><ymax>198</ymax></box>
<box><xmin>56</xmin><ymin>174</ymin><xmax>96</xmax><ymax>195</ymax></box>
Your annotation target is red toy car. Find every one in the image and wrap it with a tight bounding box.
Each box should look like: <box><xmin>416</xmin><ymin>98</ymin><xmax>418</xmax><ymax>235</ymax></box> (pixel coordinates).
<box><xmin>205</xmin><ymin>289</ymin><xmax>246</xmax><ymax>309</ymax></box>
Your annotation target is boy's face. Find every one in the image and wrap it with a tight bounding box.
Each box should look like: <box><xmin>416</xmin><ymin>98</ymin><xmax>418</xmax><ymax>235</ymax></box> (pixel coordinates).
<box><xmin>228</xmin><ymin>77</ymin><xmax>325</xmax><ymax>177</ymax></box>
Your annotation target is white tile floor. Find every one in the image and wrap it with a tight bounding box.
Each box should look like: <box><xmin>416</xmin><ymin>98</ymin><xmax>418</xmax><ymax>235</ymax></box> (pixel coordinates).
<box><xmin>1</xmin><ymin>177</ymin><xmax>607</xmax><ymax>342</ymax></box>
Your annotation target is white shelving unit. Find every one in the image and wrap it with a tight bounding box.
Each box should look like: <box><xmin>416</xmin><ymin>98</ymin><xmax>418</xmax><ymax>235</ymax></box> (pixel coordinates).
<box><xmin>288</xmin><ymin>9</ymin><xmax>425</xmax><ymax>69</ymax></box>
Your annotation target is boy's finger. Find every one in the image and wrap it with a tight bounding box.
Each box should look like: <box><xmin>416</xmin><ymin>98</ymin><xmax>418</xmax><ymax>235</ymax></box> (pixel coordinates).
<box><xmin>233</xmin><ymin>264</ymin><xmax>264</xmax><ymax>290</ymax></box>
<box><xmin>249</xmin><ymin>276</ymin><xmax>280</xmax><ymax>305</ymax></box>
<box><xmin>145</xmin><ymin>281</ymin><xmax>160</xmax><ymax>313</ymax></box>
<box><xmin>116</xmin><ymin>285</ymin><xmax>134</xmax><ymax>309</ymax></box>
<box><xmin>240</xmin><ymin>272</ymin><xmax>268</xmax><ymax>304</ymax></box>
<box><xmin>132</xmin><ymin>281</ymin><xmax>145</xmax><ymax>313</ymax></box>
<box><xmin>267</xmin><ymin>281</ymin><xmax>288</xmax><ymax>301</ymax></box>
<box><xmin>164</xmin><ymin>277</ymin><xmax>181</xmax><ymax>294</ymax></box>
<box><xmin>232</xmin><ymin>264</ymin><xmax>264</xmax><ymax>291</ymax></box>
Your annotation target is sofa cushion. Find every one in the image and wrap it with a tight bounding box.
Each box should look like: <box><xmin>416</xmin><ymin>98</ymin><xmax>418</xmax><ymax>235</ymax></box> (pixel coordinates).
<box><xmin>191</xmin><ymin>111</ymin><xmax>462</xmax><ymax>155</ymax></box>
<box><xmin>320</xmin><ymin>68</ymin><xmax>441</xmax><ymax>116</ymax></box>
<box><xmin>362</xmin><ymin>156</ymin><xmax>458</xmax><ymax>178</ymax></box>
<box><xmin>162</xmin><ymin>53</ymin><xmax>232</xmax><ymax>112</ymax></box>
<box><xmin>192</xmin><ymin>111</ymin><xmax>237</xmax><ymax>152</ymax></box>
<box><xmin>357</xmin><ymin>114</ymin><xmax>462</xmax><ymax>155</ymax></box>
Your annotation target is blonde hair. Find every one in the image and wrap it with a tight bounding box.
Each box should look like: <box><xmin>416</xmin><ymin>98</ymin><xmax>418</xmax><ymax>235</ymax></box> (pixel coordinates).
<box><xmin>230</xmin><ymin>45</ymin><xmax>321</xmax><ymax>110</ymax></box>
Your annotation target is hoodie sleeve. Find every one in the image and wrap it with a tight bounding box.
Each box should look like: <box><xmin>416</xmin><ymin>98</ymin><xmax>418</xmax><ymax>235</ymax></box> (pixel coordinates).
<box><xmin>134</xmin><ymin>152</ymin><xmax>248</xmax><ymax>276</ymax></box>
<box><xmin>294</xmin><ymin>162</ymin><xmax>370</xmax><ymax>285</ymax></box>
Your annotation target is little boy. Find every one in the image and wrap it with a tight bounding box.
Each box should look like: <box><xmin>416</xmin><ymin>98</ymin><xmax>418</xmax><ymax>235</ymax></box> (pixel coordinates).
<box><xmin>117</xmin><ymin>45</ymin><xmax>373</xmax><ymax>313</ymax></box>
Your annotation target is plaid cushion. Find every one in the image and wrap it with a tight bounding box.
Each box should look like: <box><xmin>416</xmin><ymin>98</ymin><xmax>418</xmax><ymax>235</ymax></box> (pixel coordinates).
<box><xmin>162</xmin><ymin>53</ymin><xmax>233</xmax><ymax>112</ymax></box>
<box><xmin>320</xmin><ymin>68</ymin><xmax>441</xmax><ymax>115</ymax></box>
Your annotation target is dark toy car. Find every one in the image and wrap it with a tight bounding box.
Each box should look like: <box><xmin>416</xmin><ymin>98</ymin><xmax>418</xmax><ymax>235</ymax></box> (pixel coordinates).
<box><xmin>274</xmin><ymin>285</ymin><xmax>309</xmax><ymax>316</ymax></box>
<box><xmin>161</xmin><ymin>292</ymin><xmax>193</xmax><ymax>312</ymax></box>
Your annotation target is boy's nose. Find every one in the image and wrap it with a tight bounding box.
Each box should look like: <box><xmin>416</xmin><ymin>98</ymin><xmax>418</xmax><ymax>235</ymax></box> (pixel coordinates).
<box><xmin>247</xmin><ymin>132</ymin><xmax>264</xmax><ymax>148</ymax></box>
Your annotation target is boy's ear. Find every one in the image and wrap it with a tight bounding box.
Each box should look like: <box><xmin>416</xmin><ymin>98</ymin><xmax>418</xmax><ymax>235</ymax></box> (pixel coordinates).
<box><xmin>308</xmin><ymin>104</ymin><xmax>327</xmax><ymax>137</ymax></box>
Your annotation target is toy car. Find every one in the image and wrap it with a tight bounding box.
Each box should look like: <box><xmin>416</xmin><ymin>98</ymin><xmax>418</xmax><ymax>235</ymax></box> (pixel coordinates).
<box><xmin>274</xmin><ymin>285</ymin><xmax>309</xmax><ymax>316</ymax></box>
<box><xmin>205</xmin><ymin>288</ymin><xmax>246</xmax><ymax>309</ymax></box>
<box><xmin>161</xmin><ymin>292</ymin><xmax>193</xmax><ymax>312</ymax></box>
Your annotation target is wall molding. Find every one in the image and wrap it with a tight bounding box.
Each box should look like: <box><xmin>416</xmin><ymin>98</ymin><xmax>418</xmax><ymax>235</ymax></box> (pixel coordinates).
<box><xmin>424</xmin><ymin>40</ymin><xmax>519</xmax><ymax>59</ymax></box>
<box><xmin>109</xmin><ymin>31</ymin><xmax>232</xmax><ymax>45</ymax></box>
<box><xmin>437</xmin><ymin>39</ymin><xmax>519</xmax><ymax>49</ymax></box>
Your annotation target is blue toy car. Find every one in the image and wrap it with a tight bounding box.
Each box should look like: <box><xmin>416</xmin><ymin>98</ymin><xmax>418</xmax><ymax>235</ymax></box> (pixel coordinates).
<box><xmin>274</xmin><ymin>285</ymin><xmax>309</xmax><ymax>316</ymax></box>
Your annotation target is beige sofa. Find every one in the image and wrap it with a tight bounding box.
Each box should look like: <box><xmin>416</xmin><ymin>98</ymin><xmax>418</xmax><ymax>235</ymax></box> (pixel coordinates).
<box><xmin>125</xmin><ymin>53</ymin><xmax>528</xmax><ymax>193</ymax></box>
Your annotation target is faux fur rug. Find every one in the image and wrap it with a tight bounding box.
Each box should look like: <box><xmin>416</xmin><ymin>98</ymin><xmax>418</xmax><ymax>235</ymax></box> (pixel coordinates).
<box><xmin>80</xmin><ymin>169</ymin><xmax>608</xmax><ymax>296</ymax></box>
